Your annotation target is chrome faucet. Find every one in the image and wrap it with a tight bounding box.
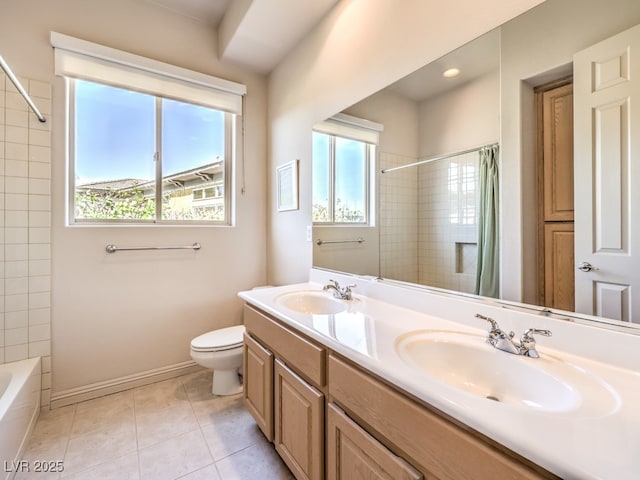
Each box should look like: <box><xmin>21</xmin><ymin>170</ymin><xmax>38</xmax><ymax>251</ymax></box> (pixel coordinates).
<box><xmin>475</xmin><ymin>314</ymin><xmax>551</xmax><ymax>358</ymax></box>
<box><xmin>323</xmin><ymin>279</ymin><xmax>356</xmax><ymax>300</ymax></box>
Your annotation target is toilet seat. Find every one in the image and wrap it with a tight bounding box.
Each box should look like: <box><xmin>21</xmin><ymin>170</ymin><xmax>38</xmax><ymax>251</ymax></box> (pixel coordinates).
<box><xmin>191</xmin><ymin>325</ymin><xmax>245</xmax><ymax>353</ymax></box>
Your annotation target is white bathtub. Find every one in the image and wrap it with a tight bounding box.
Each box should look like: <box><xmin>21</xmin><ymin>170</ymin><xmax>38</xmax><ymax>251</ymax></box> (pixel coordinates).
<box><xmin>0</xmin><ymin>358</ymin><xmax>41</xmax><ymax>480</ymax></box>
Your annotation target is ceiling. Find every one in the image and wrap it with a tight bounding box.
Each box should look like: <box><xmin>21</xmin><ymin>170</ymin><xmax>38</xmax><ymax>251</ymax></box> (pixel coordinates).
<box><xmin>387</xmin><ymin>28</ymin><xmax>500</xmax><ymax>102</ymax></box>
<box><xmin>143</xmin><ymin>0</ymin><xmax>340</xmax><ymax>73</ymax></box>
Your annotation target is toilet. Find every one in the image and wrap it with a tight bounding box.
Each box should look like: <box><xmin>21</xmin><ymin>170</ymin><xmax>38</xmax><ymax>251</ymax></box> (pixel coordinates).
<box><xmin>190</xmin><ymin>325</ymin><xmax>246</xmax><ymax>396</ymax></box>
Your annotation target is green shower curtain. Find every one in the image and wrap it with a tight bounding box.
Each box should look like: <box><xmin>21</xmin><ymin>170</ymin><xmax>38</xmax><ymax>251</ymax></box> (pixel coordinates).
<box><xmin>475</xmin><ymin>145</ymin><xmax>500</xmax><ymax>298</ymax></box>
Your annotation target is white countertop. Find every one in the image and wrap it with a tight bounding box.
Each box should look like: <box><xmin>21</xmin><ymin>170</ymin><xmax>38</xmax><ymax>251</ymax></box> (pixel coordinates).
<box><xmin>239</xmin><ymin>272</ymin><xmax>640</xmax><ymax>480</ymax></box>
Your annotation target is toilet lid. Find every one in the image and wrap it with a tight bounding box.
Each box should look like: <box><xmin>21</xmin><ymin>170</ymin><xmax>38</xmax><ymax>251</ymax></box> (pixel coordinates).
<box><xmin>191</xmin><ymin>325</ymin><xmax>245</xmax><ymax>352</ymax></box>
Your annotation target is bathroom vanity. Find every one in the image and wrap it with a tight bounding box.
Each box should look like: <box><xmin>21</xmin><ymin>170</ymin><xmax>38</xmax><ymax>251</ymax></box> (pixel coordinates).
<box><xmin>238</xmin><ymin>269</ymin><xmax>640</xmax><ymax>480</ymax></box>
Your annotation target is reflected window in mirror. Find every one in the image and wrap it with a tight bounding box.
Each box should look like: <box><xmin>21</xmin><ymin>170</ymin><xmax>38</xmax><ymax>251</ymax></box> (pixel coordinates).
<box><xmin>312</xmin><ymin>132</ymin><xmax>372</xmax><ymax>223</ymax></box>
<box><xmin>312</xmin><ymin>114</ymin><xmax>382</xmax><ymax>225</ymax></box>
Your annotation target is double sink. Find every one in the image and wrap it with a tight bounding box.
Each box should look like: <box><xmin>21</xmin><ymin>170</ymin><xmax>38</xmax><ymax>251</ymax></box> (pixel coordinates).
<box><xmin>274</xmin><ymin>289</ymin><xmax>619</xmax><ymax>416</ymax></box>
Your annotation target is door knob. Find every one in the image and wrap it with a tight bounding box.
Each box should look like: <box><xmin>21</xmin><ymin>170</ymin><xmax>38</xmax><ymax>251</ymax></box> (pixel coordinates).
<box><xmin>577</xmin><ymin>261</ymin><xmax>597</xmax><ymax>272</ymax></box>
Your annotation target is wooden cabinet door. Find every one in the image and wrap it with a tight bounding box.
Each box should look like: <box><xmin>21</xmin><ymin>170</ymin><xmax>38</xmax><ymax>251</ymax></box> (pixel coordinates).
<box><xmin>327</xmin><ymin>403</ymin><xmax>422</xmax><ymax>480</ymax></box>
<box><xmin>544</xmin><ymin>223</ymin><xmax>575</xmax><ymax>311</ymax></box>
<box><xmin>243</xmin><ymin>332</ymin><xmax>274</xmax><ymax>441</ymax></box>
<box><xmin>541</xmin><ymin>83</ymin><xmax>574</xmax><ymax>222</ymax></box>
<box><xmin>274</xmin><ymin>359</ymin><xmax>324</xmax><ymax>480</ymax></box>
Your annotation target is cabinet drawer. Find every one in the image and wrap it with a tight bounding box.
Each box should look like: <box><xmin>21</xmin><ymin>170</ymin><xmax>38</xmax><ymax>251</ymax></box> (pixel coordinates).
<box><xmin>244</xmin><ymin>304</ymin><xmax>325</xmax><ymax>387</ymax></box>
<box><xmin>328</xmin><ymin>355</ymin><xmax>556</xmax><ymax>480</ymax></box>
<box><xmin>327</xmin><ymin>403</ymin><xmax>422</xmax><ymax>480</ymax></box>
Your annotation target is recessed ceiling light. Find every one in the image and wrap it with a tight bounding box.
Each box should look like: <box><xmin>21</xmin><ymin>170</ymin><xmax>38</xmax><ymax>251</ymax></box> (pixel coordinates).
<box><xmin>443</xmin><ymin>68</ymin><xmax>460</xmax><ymax>78</ymax></box>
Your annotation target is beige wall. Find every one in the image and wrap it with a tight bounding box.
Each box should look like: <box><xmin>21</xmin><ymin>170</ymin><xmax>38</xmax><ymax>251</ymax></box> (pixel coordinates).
<box><xmin>419</xmin><ymin>70</ymin><xmax>500</xmax><ymax>158</ymax></box>
<box><xmin>267</xmin><ymin>0</ymin><xmax>545</xmax><ymax>286</ymax></box>
<box><xmin>1</xmin><ymin>0</ymin><xmax>267</xmax><ymax>397</ymax></box>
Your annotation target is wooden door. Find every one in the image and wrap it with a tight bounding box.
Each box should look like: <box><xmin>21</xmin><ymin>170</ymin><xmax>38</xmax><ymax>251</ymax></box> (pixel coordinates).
<box><xmin>326</xmin><ymin>403</ymin><xmax>422</xmax><ymax>480</ymax></box>
<box><xmin>243</xmin><ymin>333</ymin><xmax>274</xmax><ymax>441</ymax></box>
<box><xmin>274</xmin><ymin>359</ymin><xmax>324</xmax><ymax>480</ymax></box>
<box><xmin>574</xmin><ymin>23</ymin><xmax>640</xmax><ymax>321</ymax></box>
<box><xmin>536</xmin><ymin>80</ymin><xmax>574</xmax><ymax>311</ymax></box>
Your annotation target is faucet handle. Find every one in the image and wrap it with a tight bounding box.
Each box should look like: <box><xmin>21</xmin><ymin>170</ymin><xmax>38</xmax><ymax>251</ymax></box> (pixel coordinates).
<box><xmin>520</xmin><ymin>328</ymin><xmax>552</xmax><ymax>358</ymax></box>
<box><xmin>521</xmin><ymin>328</ymin><xmax>552</xmax><ymax>343</ymax></box>
<box><xmin>343</xmin><ymin>283</ymin><xmax>356</xmax><ymax>299</ymax></box>
<box><xmin>328</xmin><ymin>279</ymin><xmax>340</xmax><ymax>288</ymax></box>
<box><xmin>475</xmin><ymin>313</ymin><xmax>500</xmax><ymax>333</ymax></box>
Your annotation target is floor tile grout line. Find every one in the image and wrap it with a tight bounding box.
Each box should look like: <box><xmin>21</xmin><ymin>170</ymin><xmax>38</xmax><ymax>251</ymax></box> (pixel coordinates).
<box><xmin>181</xmin><ymin>373</ymin><xmax>219</xmax><ymax>476</ymax></box>
<box><xmin>132</xmin><ymin>387</ymin><xmax>142</xmax><ymax>480</ymax></box>
<box><xmin>58</xmin><ymin>404</ymin><xmax>77</xmax><ymax>479</ymax></box>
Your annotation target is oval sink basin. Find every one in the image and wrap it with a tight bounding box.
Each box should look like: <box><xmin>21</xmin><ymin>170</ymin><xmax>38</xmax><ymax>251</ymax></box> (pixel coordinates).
<box><xmin>396</xmin><ymin>330</ymin><xmax>598</xmax><ymax>413</ymax></box>
<box><xmin>275</xmin><ymin>291</ymin><xmax>347</xmax><ymax>315</ymax></box>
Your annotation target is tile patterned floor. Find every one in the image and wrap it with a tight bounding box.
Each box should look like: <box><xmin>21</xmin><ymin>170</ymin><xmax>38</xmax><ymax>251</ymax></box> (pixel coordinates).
<box><xmin>15</xmin><ymin>371</ymin><xmax>294</xmax><ymax>479</ymax></box>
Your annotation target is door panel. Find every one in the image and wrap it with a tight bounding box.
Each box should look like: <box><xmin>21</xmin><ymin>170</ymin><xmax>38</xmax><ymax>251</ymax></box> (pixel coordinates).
<box><xmin>574</xmin><ymin>23</ymin><xmax>640</xmax><ymax>322</ymax></box>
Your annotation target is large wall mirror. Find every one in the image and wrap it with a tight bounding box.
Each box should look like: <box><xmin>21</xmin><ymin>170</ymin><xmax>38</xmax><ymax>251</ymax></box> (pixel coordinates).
<box><xmin>313</xmin><ymin>0</ymin><xmax>640</xmax><ymax>330</ymax></box>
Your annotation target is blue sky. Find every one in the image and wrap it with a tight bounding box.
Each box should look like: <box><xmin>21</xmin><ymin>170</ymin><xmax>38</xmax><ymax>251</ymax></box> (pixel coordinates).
<box><xmin>312</xmin><ymin>132</ymin><xmax>366</xmax><ymax>215</ymax></box>
<box><xmin>75</xmin><ymin>80</ymin><xmax>225</xmax><ymax>184</ymax></box>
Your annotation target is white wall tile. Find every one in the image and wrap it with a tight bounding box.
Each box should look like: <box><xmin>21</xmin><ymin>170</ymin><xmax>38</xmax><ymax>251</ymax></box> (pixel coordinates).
<box><xmin>29</xmin><ymin>275</ymin><xmax>50</xmax><ymax>293</ymax></box>
<box><xmin>29</xmin><ymin>308</ymin><xmax>50</xmax><ymax>327</ymax></box>
<box><xmin>29</xmin><ymin>243</ymin><xmax>50</xmax><ymax>260</ymax></box>
<box><xmin>29</xmin><ymin>129</ymin><xmax>50</xmax><ymax>147</ymax></box>
<box><xmin>29</xmin><ymin>162</ymin><xmax>50</xmax><ymax>179</ymax></box>
<box><xmin>5</xmin><ymin>293</ymin><xmax>28</xmax><ymax>312</ymax></box>
<box><xmin>41</xmin><ymin>372</ymin><xmax>51</xmax><ymax>389</ymax></box>
<box><xmin>29</xmin><ymin>194</ymin><xmax>50</xmax><ymax>211</ymax></box>
<box><xmin>29</xmin><ymin>211</ymin><xmax>50</xmax><ymax>227</ymax></box>
<box><xmin>5</xmin><ymin>276</ymin><xmax>28</xmax><ymax>295</ymax></box>
<box><xmin>5</xmin><ymin>109</ymin><xmax>28</xmax><ymax>128</ymax></box>
<box><xmin>5</xmin><ymin>344</ymin><xmax>28</xmax><ymax>362</ymax></box>
<box><xmin>5</xmin><ymin>177</ymin><xmax>28</xmax><ymax>194</ymax></box>
<box><xmin>5</xmin><ymin>244</ymin><xmax>28</xmax><ymax>261</ymax></box>
<box><xmin>29</xmin><ymin>259</ymin><xmax>50</xmax><ymax>276</ymax></box>
<box><xmin>29</xmin><ymin>227</ymin><xmax>50</xmax><ymax>244</ymax></box>
<box><xmin>5</xmin><ymin>193</ymin><xmax>29</xmax><ymax>210</ymax></box>
<box><xmin>5</xmin><ymin>92</ymin><xmax>28</xmax><ymax>111</ymax></box>
<box><xmin>5</xmin><ymin>142</ymin><xmax>28</xmax><ymax>161</ymax></box>
<box><xmin>29</xmin><ymin>145</ymin><xmax>50</xmax><ymax>164</ymax></box>
<box><xmin>5</xmin><ymin>210</ymin><xmax>28</xmax><ymax>227</ymax></box>
<box><xmin>6</xmin><ymin>310</ymin><xmax>28</xmax><ymax>329</ymax></box>
<box><xmin>29</xmin><ymin>292</ymin><xmax>50</xmax><ymax>309</ymax></box>
<box><xmin>5</xmin><ymin>159</ymin><xmax>28</xmax><ymax>177</ymax></box>
<box><xmin>1</xmin><ymin>76</ymin><xmax>51</xmax><ymax>407</ymax></box>
<box><xmin>29</xmin><ymin>340</ymin><xmax>50</xmax><ymax>357</ymax></box>
<box><xmin>41</xmin><ymin>355</ymin><xmax>51</xmax><ymax>373</ymax></box>
<box><xmin>5</xmin><ymin>327</ymin><xmax>28</xmax><ymax>346</ymax></box>
<box><xmin>29</xmin><ymin>324</ymin><xmax>50</xmax><ymax>343</ymax></box>
<box><xmin>5</xmin><ymin>260</ymin><xmax>28</xmax><ymax>278</ymax></box>
<box><xmin>5</xmin><ymin>227</ymin><xmax>28</xmax><ymax>244</ymax></box>
<box><xmin>29</xmin><ymin>178</ymin><xmax>49</xmax><ymax>195</ymax></box>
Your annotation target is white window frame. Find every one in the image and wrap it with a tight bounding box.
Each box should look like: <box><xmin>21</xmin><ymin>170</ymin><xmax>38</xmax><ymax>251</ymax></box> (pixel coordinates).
<box><xmin>51</xmin><ymin>32</ymin><xmax>246</xmax><ymax>226</ymax></box>
<box><xmin>313</xmin><ymin>114</ymin><xmax>383</xmax><ymax>225</ymax></box>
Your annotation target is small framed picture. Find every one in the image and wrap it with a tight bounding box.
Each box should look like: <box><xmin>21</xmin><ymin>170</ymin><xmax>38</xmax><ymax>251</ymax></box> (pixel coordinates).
<box><xmin>277</xmin><ymin>160</ymin><xmax>299</xmax><ymax>211</ymax></box>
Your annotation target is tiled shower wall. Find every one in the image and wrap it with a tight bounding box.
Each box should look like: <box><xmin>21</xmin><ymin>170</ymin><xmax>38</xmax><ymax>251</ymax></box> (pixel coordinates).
<box><xmin>418</xmin><ymin>151</ymin><xmax>479</xmax><ymax>293</ymax></box>
<box><xmin>379</xmin><ymin>149</ymin><xmax>479</xmax><ymax>293</ymax></box>
<box><xmin>379</xmin><ymin>151</ymin><xmax>418</xmax><ymax>283</ymax></box>
<box><xmin>0</xmin><ymin>72</ymin><xmax>52</xmax><ymax>408</ymax></box>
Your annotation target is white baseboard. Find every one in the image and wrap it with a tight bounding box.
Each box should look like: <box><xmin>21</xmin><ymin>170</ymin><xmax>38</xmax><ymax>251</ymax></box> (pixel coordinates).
<box><xmin>50</xmin><ymin>361</ymin><xmax>203</xmax><ymax>409</ymax></box>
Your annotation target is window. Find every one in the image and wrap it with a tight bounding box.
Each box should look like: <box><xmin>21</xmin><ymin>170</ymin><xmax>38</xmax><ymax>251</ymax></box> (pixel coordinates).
<box><xmin>312</xmin><ymin>114</ymin><xmax>382</xmax><ymax>224</ymax></box>
<box><xmin>52</xmin><ymin>32</ymin><xmax>246</xmax><ymax>225</ymax></box>
<box><xmin>71</xmin><ymin>79</ymin><xmax>231</xmax><ymax>223</ymax></box>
